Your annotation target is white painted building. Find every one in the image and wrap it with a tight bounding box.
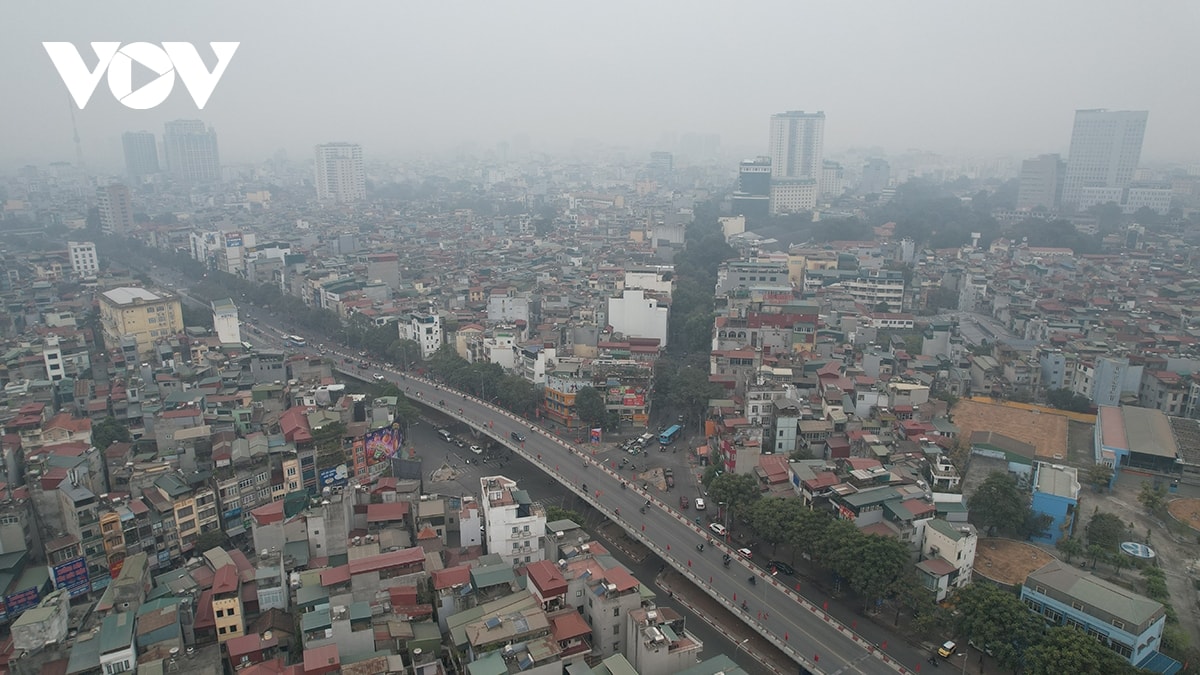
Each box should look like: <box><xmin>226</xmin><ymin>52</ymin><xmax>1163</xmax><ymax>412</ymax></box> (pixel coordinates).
<box><xmin>480</xmin><ymin>475</ymin><xmax>546</xmax><ymax>567</ymax></box>
<box><xmin>607</xmin><ymin>290</ymin><xmax>668</xmax><ymax>347</ymax></box>
<box><xmin>918</xmin><ymin>519</ymin><xmax>977</xmax><ymax>601</ymax></box>
<box><xmin>399</xmin><ymin>311</ymin><xmax>443</xmax><ymax>359</ymax></box>
<box><xmin>623</xmin><ymin>267</ymin><xmax>674</xmax><ymax>298</ymax></box>
<box><xmin>314</xmin><ymin>142</ymin><xmax>366</xmax><ymax>203</ymax></box>
<box><xmin>487</xmin><ymin>293</ymin><xmax>530</xmax><ymax>325</ymax></box>
<box><xmin>68</xmin><ymin>241</ymin><xmax>98</xmax><ymax>278</ymax></box>
<box><xmin>212</xmin><ymin>297</ymin><xmax>241</xmax><ymax>344</ymax></box>
<box><xmin>769</xmin><ymin>179</ymin><xmax>818</xmax><ymax>215</ymax></box>
<box><xmin>718</xmin><ymin>215</ymin><xmax>746</xmax><ymax>241</ymax></box>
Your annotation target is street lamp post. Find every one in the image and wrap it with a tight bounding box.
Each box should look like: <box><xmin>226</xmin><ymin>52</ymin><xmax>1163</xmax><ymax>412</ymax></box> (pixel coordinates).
<box><xmin>735</xmin><ymin>638</ymin><xmax>751</xmax><ymax>656</ymax></box>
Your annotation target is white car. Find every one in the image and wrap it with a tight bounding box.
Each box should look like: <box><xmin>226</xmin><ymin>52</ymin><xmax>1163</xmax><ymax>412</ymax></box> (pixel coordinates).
<box><xmin>737</xmin><ymin>547</ymin><xmax>752</xmax><ymax>559</ymax></box>
<box><xmin>709</xmin><ymin>523</ymin><xmax>727</xmax><ymax>537</ymax></box>
<box><xmin>470</xmin><ymin>445</ymin><xmax>483</xmax><ymax>455</ymax></box>
<box><xmin>373</xmin><ymin>373</ymin><xmax>385</xmax><ymax>381</ymax></box>
<box><xmin>695</xmin><ymin>498</ymin><xmax>706</xmax><ymax>511</ymax></box>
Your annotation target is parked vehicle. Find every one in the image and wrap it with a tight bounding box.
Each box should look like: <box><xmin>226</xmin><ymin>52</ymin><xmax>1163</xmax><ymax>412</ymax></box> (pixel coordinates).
<box><xmin>938</xmin><ymin>641</ymin><xmax>956</xmax><ymax>658</ymax></box>
<box><xmin>679</xmin><ymin>496</ymin><xmax>689</xmax><ymax>509</ymax></box>
<box><xmin>709</xmin><ymin>523</ymin><xmax>727</xmax><ymax>537</ymax></box>
<box><xmin>768</xmin><ymin>560</ymin><xmax>795</xmax><ymax>576</ymax></box>
<box><xmin>695</xmin><ymin>498</ymin><xmax>706</xmax><ymax>511</ymax></box>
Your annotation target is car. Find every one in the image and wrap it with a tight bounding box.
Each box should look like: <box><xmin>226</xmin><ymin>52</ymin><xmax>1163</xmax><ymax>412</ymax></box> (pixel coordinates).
<box><xmin>665</xmin><ymin>474</ymin><xmax>675</xmax><ymax>489</ymax></box>
<box><xmin>768</xmin><ymin>560</ymin><xmax>795</xmax><ymax>576</ymax></box>
<box><xmin>373</xmin><ymin>373</ymin><xmax>385</xmax><ymax>381</ymax></box>
<box><xmin>709</xmin><ymin>523</ymin><xmax>727</xmax><ymax>537</ymax></box>
<box><xmin>737</xmin><ymin>547</ymin><xmax>752</xmax><ymax>558</ymax></box>
<box><xmin>511</xmin><ymin>431</ymin><xmax>526</xmax><ymax>442</ymax></box>
<box><xmin>437</xmin><ymin>429</ymin><xmax>453</xmax><ymax>442</ymax></box>
<box><xmin>358</xmin><ymin>351</ymin><xmax>367</xmax><ymax>357</ymax></box>
<box><xmin>470</xmin><ymin>445</ymin><xmax>483</xmax><ymax>455</ymax></box>
<box><xmin>455</xmin><ymin>439</ymin><xmax>465</xmax><ymax>448</ymax></box>
<box><xmin>679</xmin><ymin>496</ymin><xmax>688</xmax><ymax>509</ymax></box>
<box><xmin>695</xmin><ymin>498</ymin><xmax>706</xmax><ymax>511</ymax></box>
<box><xmin>938</xmin><ymin>641</ymin><xmax>957</xmax><ymax>658</ymax></box>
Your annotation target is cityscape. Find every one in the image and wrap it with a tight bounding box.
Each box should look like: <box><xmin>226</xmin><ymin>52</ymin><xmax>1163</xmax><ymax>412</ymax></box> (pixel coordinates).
<box><xmin>2</xmin><ymin>3</ymin><xmax>1200</xmax><ymax>675</ymax></box>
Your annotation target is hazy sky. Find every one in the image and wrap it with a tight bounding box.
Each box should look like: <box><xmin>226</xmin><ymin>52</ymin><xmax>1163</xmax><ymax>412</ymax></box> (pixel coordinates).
<box><xmin>5</xmin><ymin>1</ymin><xmax>1199</xmax><ymax>169</ymax></box>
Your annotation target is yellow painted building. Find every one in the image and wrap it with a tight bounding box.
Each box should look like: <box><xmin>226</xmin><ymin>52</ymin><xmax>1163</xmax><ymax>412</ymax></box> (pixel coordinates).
<box><xmin>211</xmin><ymin>564</ymin><xmax>245</xmax><ymax>643</ymax></box>
<box><xmin>98</xmin><ymin>287</ymin><xmax>183</xmax><ymax>356</ymax></box>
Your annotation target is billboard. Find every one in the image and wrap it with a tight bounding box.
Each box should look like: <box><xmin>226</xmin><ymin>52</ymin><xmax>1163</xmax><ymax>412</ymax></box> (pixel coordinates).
<box><xmin>608</xmin><ymin>385</ymin><xmax>645</xmax><ymax>407</ymax></box>
<box><xmin>224</xmin><ymin>232</ymin><xmax>243</xmax><ymax>248</ymax></box>
<box><xmin>359</xmin><ymin>424</ymin><xmax>403</xmax><ymax>478</ymax></box>
<box><xmin>52</xmin><ymin>557</ymin><xmax>90</xmax><ymax>598</ymax></box>
<box><xmin>319</xmin><ymin>464</ymin><xmax>350</xmax><ymax>488</ymax></box>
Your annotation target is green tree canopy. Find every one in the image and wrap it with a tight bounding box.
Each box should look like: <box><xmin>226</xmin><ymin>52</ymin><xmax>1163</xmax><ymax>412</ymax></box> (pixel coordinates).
<box><xmin>951</xmin><ymin>583</ymin><xmax>1044</xmax><ymax>671</ymax></box>
<box><xmin>705</xmin><ymin>472</ymin><xmax>760</xmax><ymax>517</ymax></box>
<box><xmin>574</xmin><ymin>387</ymin><xmax>607</xmax><ymax>430</ymax></box>
<box><xmin>1025</xmin><ymin>626</ymin><xmax>1137</xmax><ymax>675</ymax></box>
<box><xmin>92</xmin><ymin>416</ymin><xmax>131</xmax><ymax>450</ymax></box>
<box><xmin>967</xmin><ymin>471</ymin><xmax>1030</xmax><ymax>535</ymax></box>
<box><xmin>1086</xmin><ymin>511</ymin><xmax>1127</xmax><ymax>551</ymax></box>
<box><xmin>545</xmin><ymin>506</ymin><xmax>584</xmax><ymax>525</ymax></box>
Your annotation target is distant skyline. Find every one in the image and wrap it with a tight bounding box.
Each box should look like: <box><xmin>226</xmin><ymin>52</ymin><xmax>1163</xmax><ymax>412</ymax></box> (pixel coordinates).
<box><xmin>4</xmin><ymin>1</ymin><xmax>1199</xmax><ymax>170</ymax></box>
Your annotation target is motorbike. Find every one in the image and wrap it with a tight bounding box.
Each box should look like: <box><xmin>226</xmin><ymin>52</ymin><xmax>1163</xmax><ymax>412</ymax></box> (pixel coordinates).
<box><xmin>748</xmin><ymin>576</ymin><xmax>756</xmax><ymax>585</ymax></box>
<box><xmin>621</xmin><ymin>482</ymin><xmax>627</xmax><ymax>490</ymax></box>
<box><xmin>696</xmin><ymin>543</ymin><xmax>705</xmax><ymax>552</ymax></box>
<box><xmin>639</xmin><ymin>506</ymin><xmax>647</xmax><ymax>514</ymax></box>
<box><xmin>581</xmin><ymin>483</ymin><xmax>587</xmax><ymax>492</ymax></box>
<box><xmin>723</xmin><ymin>558</ymin><xmax>730</xmax><ymax>567</ymax></box>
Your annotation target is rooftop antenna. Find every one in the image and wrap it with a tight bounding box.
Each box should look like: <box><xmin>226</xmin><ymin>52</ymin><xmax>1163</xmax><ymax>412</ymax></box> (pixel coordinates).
<box><xmin>68</xmin><ymin>93</ymin><xmax>84</xmax><ymax>170</ymax></box>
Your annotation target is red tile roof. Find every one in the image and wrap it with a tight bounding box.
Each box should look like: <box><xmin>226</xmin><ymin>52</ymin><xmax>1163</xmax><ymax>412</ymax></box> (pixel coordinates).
<box><xmin>320</xmin><ymin>566</ymin><xmax>350</xmax><ymax>587</ymax></box>
<box><xmin>251</xmin><ymin>501</ymin><xmax>284</xmax><ymax>526</ymax></box>
<box><xmin>212</xmin><ymin>564</ymin><xmax>239</xmax><ymax>594</ymax></box>
<box><xmin>549</xmin><ymin>609</ymin><xmax>591</xmax><ymax>641</ymax></box>
<box><xmin>303</xmin><ymin>644</ymin><xmax>340</xmax><ymax>672</ymax></box>
<box><xmin>525</xmin><ymin>560</ymin><xmax>568</xmax><ymax>597</ymax></box>
<box><xmin>347</xmin><ymin>548</ymin><xmax>425</xmax><ymax>576</ymax></box>
<box><xmin>194</xmin><ymin>589</ymin><xmax>215</xmax><ymax>629</ymax></box>
<box><xmin>602</xmin><ymin>566</ymin><xmax>639</xmax><ymax>592</ymax></box>
<box><xmin>431</xmin><ymin>564</ymin><xmax>471</xmax><ymax>591</ymax></box>
<box><xmin>365</xmin><ymin>502</ymin><xmax>409</xmax><ymax>523</ymax></box>
<box><xmin>225</xmin><ymin>630</ymin><xmax>279</xmax><ymax>658</ymax></box>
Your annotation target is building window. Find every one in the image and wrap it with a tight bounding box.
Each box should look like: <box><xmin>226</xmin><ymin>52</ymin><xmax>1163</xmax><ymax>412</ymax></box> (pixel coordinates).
<box><xmin>613</xmin><ymin>607</ymin><xmax>619</xmax><ymax>617</ymax></box>
<box><xmin>1111</xmin><ymin>619</ymin><xmax>1125</xmax><ymax>630</ymax></box>
<box><xmin>613</xmin><ymin>624</ymin><xmax>620</xmax><ymax>634</ymax></box>
<box><xmin>216</xmin><ymin>609</ymin><xmax>224</xmax><ymax>617</ymax></box>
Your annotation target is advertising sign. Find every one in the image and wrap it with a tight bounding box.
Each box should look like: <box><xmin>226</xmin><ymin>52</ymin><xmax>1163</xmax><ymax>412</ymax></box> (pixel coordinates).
<box><xmin>319</xmin><ymin>464</ymin><xmax>350</xmax><ymax>488</ymax></box>
<box><xmin>358</xmin><ymin>424</ymin><xmax>403</xmax><ymax>478</ymax></box>
<box><xmin>224</xmin><ymin>232</ymin><xmax>243</xmax><ymax>247</ymax></box>
<box><xmin>52</xmin><ymin>557</ymin><xmax>91</xmax><ymax>598</ymax></box>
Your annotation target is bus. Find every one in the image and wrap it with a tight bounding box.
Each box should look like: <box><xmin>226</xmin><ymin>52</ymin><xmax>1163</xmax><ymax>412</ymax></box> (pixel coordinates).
<box><xmin>240</xmin><ymin>341</ymin><xmax>254</xmax><ymax>352</ymax></box>
<box><xmin>285</xmin><ymin>335</ymin><xmax>307</xmax><ymax>348</ymax></box>
<box><xmin>658</xmin><ymin>424</ymin><xmax>683</xmax><ymax>446</ymax></box>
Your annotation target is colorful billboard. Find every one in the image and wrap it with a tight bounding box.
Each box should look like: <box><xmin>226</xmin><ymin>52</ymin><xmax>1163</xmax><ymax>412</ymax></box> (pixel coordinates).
<box><xmin>319</xmin><ymin>464</ymin><xmax>350</xmax><ymax>488</ymax></box>
<box><xmin>358</xmin><ymin>424</ymin><xmax>403</xmax><ymax>478</ymax></box>
<box><xmin>224</xmin><ymin>232</ymin><xmax>243</xmax><ymax>248</ymax></box>
<box><xmin>52</xmin><ymin>557</ymin><xmax>90</xmax><ymax>598</ymax></box>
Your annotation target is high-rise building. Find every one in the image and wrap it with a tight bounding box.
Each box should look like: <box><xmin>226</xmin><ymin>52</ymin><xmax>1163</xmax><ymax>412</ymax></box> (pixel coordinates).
<box><xmin>769</xmin><ymin>111</ymin><xmax>825</xmax><ymax>180</ymax></box>
<box><xmin>314</xmin><ymin>142</ymin><xmax>366</xmax><ymax>203</ymax></box>
<box><xmin>163</xmin><ymin>120</ymin><xmax>221</xmax><ymax>183</ymax></box>
<box><xmin>648</xmin><ymin>151</ymin><xmax>674</xmax><ymax>182</ymax></box>
<box><xmin>731</xmin><ymin>157</ymin><xmax>771</xmax><ymax>221</ymax></box>
<box><xmin>121</xmin><ymin>131</ymin><xmax>159</xmax><ymax>181</ymax></box>
<box><xmin>98</xmin><ymin>287</ymin><xmax>183</xmax><ymax>356</ymax></box>
<box><xmin>1017</xmin><ymin>153</ymin><xmax>1066</xmax><ymax>211</ymax></box>
<box><xmin>860</xmin><ymin>158</ymin><xmax>890</xmax><ymax>194</ymax></box>
<box><xmin>67</xmin><ymin>241</ymin><xmax>98</xmax><ymax>278</ymax></box>
<box><xmin>1061</xmin><ymin>109</ymin><xmax>1148</xmax><ymax>210</ymax></box>
<box><xmin>820</xmin><ymin>161</ymin><xmax>844</xmax><ymax>198</ymax></box>
<box><xmin>97</xmin><ymin>184</ymin><xmax>135</xmax><ymax>235</ymax></box>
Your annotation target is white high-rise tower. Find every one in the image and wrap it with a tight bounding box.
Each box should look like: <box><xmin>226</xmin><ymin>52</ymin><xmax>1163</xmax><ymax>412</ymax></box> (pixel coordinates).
<box><xmin>1061</xmin><ymin>109</ymin><xmax>1148</xmax><ymax>210</ymax></box>
<box><xmin>769</xmin><ymin>111</ymin><xmax>825</xmax><ymax>180</ymax></box>
<box><xmin>314</xmin><ymin>143</ymin><xmax>366</xmax><ymax>203</ymax></box>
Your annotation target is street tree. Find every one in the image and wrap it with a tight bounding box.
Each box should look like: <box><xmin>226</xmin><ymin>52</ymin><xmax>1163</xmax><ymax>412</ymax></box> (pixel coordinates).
<box><xmin>574</xmin><ymin>387</ymin><xmax>608</xmax><ymax>431</ymax></box>
<box><xmin>667</xmin><ymin>367</ymin><xmax>721</xmax><ymax>425</ymax></box>
<box><xmin>844</xmin><ymin>534</ymin><xmax>911</xmax><ymax>613</ymax></box>
<box><xmin>746</xmin><ymin>498</ymin><xmax>804</xmax><ymax>553</ymax></box>
<box><xmin>545</xmin><ymin>506</ymin><xmax>584</xmax><ymax>525</ymax></box>
<box><xmin>1025</xmin><ymin>626</ymin><xmax>1136</xmax><ymax>675</ymax></box>
<box><xmin>788</xmin><ymin>508</ymin><xmax>831</xmax><ymax>566</ymax></box>
<box><xmin>1056</xmin><ymin>536</ymin><xmax>1084</xmax><ymax>563</ymax></box>
<box><xmin>951</xmin><ymin>582</ymin><xmax>1044</xmax><ymax>672</ymax></box>
<box><xmin>967</xmin><ymin>471</ymin><xmax>1029</xmax><ymax>535</ymax></box>
<box><xmin>1085</xmin><ymin>463</ymin><xmax>1113</xmax><ymax>491</ymax></box>
<box><xmin>1086</xmin><ymin>511</ymin><xmax>1127</xmax><ymax>551</ymax></box>
<box><xmin>705</xmin><ymin>472</ymin><xmax>760</xmax><ymax>517</ymax></box>
<box><xmin>1137</xmin><ymin>481</ymin><xmax>1169</xmax><ymax>516</ymax></box>
<box><xmin>92</xmin><ymin>416</ymin><xmax>131</xmax><ymax>450</ymax></box>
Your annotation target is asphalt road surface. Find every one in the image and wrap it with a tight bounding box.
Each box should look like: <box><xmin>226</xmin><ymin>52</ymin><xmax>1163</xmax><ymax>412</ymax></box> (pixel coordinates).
<box><xmin>225</xmin><ymin>288</ymin><xmax>923</xmax><ymax>674</ymax></box>
<box><xmin>366</xmin><ymin>371</ymin><xmax>917</xmax><ymax>674</ymax></box>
